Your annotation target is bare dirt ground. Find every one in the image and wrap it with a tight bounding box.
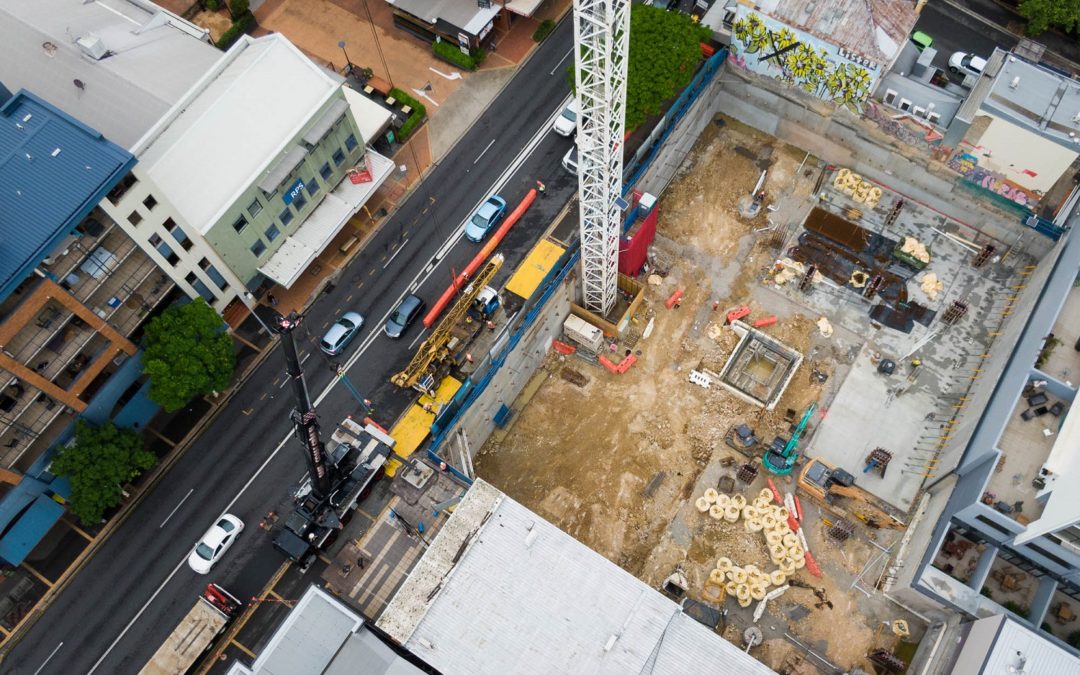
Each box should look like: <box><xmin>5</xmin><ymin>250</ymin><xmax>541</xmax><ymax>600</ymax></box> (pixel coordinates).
<box><xmin>191</xmin><ymin>9</ymin><xmax>233</xmax><ymax>43</ymax></box>
<box><xmin>474</xmin><ymin>116</ymin><xmax>925</xmax><ymax>672</ymax></box>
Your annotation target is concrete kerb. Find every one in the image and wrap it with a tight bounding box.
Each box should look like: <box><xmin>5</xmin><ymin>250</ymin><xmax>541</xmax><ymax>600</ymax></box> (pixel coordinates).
<box><xmin>0</xmin><ymin>336</ymin><xmax>280</xmax><ymax>658</ymax></box>
<box><xmin>201</xmin><ymin>559</ymin><xmax>292</xmax><ymax>669</ymax></box>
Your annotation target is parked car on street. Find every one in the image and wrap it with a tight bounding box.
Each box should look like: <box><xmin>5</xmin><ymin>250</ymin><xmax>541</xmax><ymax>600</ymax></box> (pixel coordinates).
<box><xmin>552</xmin><ymin>99</ymin><xmax>578</xmax><ymax>137</ymax></box>
<box><xmin>562</xmin><ymin>144</ymin><xmax>578</xmax><ymax>175</ymax></box>
<box><xmin>948</xmin><ymin>51</ymin><xmax>986</xmax><ymax>78</ymax></box>
<box><xmin>320</xmin><ymin>311</ymin><xmax>365</xmax><ymax>355</ymax></box>
<box><xmin>188</xmin><ymin>515</ymin><xmax>244</xmax><ymax>574</ymax></box>
<box><xmin>384</xmin><ymin>294</ymin><xmax>425</xmax><ymax>339</ymax></box>
<box><xmin>464</xmin><ymin>195</ymin><xmax>508</xmax><ymax>243</ymax></box>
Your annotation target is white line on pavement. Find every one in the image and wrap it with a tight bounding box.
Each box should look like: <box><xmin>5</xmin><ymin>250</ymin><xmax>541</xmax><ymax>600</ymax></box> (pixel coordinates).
<box><xmin>550</xmin><ymin>48</ymin><xmax>572</xmax><ymax>76</ymax></box>
<box><xmin>159</xmin><ymin>489</ymin><xmax>194</xmax><ymax>529</ymax></box>
<box><xmin>383</xmin><ymin>238</ymin><xmax>410</xmax><ymax>269</ymax></box>
<box><xmin>32</xmin><ymin>642</ymin><xmax>62</xmax><ymax>675</ymax></box>
<box><xmin>473</xmin><ymin>139</ymin><xmax>495</xmax><ymax>164</ymax></box>
<box><xmin>408</xmin><ymin>329</ymin><xmax>428</xmax><ymax>351</ymax></box>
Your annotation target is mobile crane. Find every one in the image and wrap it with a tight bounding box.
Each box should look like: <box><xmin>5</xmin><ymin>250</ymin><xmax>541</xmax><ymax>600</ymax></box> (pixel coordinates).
<box><xmin>391</xmin><ymin>254</ymin><xmax>503</xmax><ymax>393</ymax></box>
<box><xmin>264</xmin><ymin>309</ymin><xmax>391</xmax><ymax>567</ymax></box>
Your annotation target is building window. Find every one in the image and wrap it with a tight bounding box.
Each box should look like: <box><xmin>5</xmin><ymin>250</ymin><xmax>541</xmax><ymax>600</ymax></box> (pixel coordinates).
<box><xmin>345</xmin><ymin>134</ymin><xmax>358</xmax><ymax>151</ymax></box>
<box><xmin>975</xmin><ymin>515</ymin><xmax>1013</xmax><ymax>535</ymax></box>
<box><xmin>107</xmin><ymin>173</ymin><xmax>138</xmax><ymax>205</ymax></box>
<box><xmin>250</xmin><ymin>240</ymin><xmax>266</xmax><ymax>257</ymax></box>
<box><xmin>232</xmin><ymin>215</ymin><xmax>248</xmax><ymax>233</ymax></box>
<box><xmin>149</xmin><ymin>234</ymin><xmax>178</xmax><ymax>266</ymax></box>
<box><xmin>185</xmin><ymin>272</ymin><xmax>215</xmax><ymax>301</ymax></box>
<box><xmin>320</xmin><ymin>162</ymin><xmax>332</xmax><ymax>180</ymax></box>
<box><xmin>199</xmin><ymin>258</ymin><xmax>229</xmax><ymax>290</ymax></box>
<box><xmin>128</xmin><ymin>210</ymin><xmax>142</xmax><ymax>226</ymax></box>
<box><xmin>265</xmin><ymin>224</ymin><xmax>280</xmax><ymax>242</ymax></box>
<box><xmin>332</xmin><ymin>148</ymin><xmax>345</xmax><ymax>167</ymax></box>
<box><xmin>164</xmin><ymin>218</ymin><xmax>192</xmax><ymax>251</ymax></box>
<box><xmin>292</xmin><ymin>191</ymin><xmax>308</xmax><ymax>212</ymax></box>
<box><xmin>279</xmin><ymin>207</ymin><xmax>293</xmax><ymax>227</ymax></box>
<box><xmin>248</xmin><ymin>198</ymin><xmax>264</xmax><ymax>217</ymax></box>
<box><xmin>143</xmin><ymin>195</ymin><xmax>157</xmax><ymax>210</ymax></box>
<box><xmin>307</xmin><ymin>178</ymin><xmax>320</xmax><ymax>196</ymax></box>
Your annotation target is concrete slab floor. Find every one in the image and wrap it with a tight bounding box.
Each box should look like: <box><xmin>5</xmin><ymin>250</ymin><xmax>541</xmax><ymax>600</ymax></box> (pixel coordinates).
<box><xmin>762</xmin><ymin>177</ymin><xmax>1030</xmax><ymax>511</ymax></box>
<box><xmin>1045</xmin><ymin>285</ymin><xmax>1080</xmax><ymax>386</ymax></box>
<box><xmin>991</xmin><ymin>398</ymin><xmax>1060</xmax><ymax>521</ymax></box>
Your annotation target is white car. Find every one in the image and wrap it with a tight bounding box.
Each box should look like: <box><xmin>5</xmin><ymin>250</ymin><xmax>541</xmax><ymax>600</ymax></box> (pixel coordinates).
<box><xmin>552</xmin><ymin>99</ymin><xmax>578</xmax><ymax>137</ymax></box>
<box><xmin>188</xmin><ymin>514</ymin><xmax>244</xmax><ymax>574</ymax></box>
<box><xmin>948</xmin><ymin>51</ymin><xmax>987</xmax><ymax>78</ymax></box>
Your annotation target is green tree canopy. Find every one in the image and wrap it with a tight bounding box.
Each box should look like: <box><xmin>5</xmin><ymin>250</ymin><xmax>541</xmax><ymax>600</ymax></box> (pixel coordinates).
<box><xmin>1018</xmin><ymin>0</ymin><xmax>1080</xmax><ymax>36</ymax></box>
<box><xmin>625</xmin><ymin>5</ymin><xmax>711</xmax><ymax>131</ymax></box>
<box><xmin>52</xmin><ymin>421</ymin><xmax>155</xmax><ymax>525</ymax></box>
<box><xmin>142</xmin><ymin>298</ymin><xmax>235</xmax><ymax>412</ymax></box>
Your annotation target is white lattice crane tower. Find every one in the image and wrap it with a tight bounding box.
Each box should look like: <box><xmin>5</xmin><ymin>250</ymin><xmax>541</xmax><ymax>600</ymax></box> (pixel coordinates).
<box><xmin>573</xmin><ymin>0</ymin><xmax>629</xmax><ymax>316</ymax></box>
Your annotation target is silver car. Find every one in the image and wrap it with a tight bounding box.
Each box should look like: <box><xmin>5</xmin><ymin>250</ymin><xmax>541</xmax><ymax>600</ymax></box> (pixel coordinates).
<box><xmin>321</xmin><ymin>311</ymin><xmax>365</xmax><ymax>355</ymax></box>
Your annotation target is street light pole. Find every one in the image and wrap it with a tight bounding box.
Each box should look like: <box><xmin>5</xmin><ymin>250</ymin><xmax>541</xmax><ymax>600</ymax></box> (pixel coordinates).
<box><xmin>242</xmin><ymin>292</ymin><xmax>273</xmax><ymax>335</ymax></box>
<box><xmin>338</xmin><ymin>40</ymin><xmax>353</xmax><ymax>75</ymax></box>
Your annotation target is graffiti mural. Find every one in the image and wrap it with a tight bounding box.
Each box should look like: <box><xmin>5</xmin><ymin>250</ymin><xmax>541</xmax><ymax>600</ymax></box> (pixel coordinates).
<box><xmin>730</xmin><ymin>10</ymin><xmax>879</xmax><ymax>110</ymax></box>
<box><xmin>947</xmin><ymin>152</ymin><xmax>1040</xmax><ymax>208</ymax></box>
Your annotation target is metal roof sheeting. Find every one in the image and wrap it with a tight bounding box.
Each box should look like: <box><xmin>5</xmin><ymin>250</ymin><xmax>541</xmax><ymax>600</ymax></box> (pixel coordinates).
<box><xmin>302</xmin><ymin>99</ymin><xmax>349</xmax><ymax>146</ymax></box>
<box><xmin>0</xmin><ymin>90</ymin><xmax>134</xmax><ymax>300</ymax></box>
<box><xmin>378</xmin><ymin>480</ymin><xmax>776</xmax><ymax>675</ymax></box>
<box><xmin>0</xmin><ymin>0</ymin><xmax>220</xmax><ymax>149</ymax></box>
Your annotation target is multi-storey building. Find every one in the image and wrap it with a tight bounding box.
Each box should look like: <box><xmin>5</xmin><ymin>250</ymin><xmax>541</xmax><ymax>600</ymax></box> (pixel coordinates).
<box><xmin>0</xmin><ymin>90</ymin><xmax>172</xmax><ymax>564</ymax></box>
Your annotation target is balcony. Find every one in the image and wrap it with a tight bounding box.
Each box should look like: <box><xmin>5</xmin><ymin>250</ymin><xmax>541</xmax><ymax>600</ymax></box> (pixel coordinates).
<box><xmin>987</xmin><ymin>388</ymin><xmax>1071</xmax><ymax>522</ymax></box>
<box><xmin>1042</xmin><ymin>285</ymin><xmax>1080</xmax><ymax>383</ymax></box>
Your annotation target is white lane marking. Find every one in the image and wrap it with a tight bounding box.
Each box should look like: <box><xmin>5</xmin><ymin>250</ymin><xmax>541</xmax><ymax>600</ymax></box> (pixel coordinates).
<box><xmin>300</xmin><ymin>351</ymin><xmax>311</xmax><ymax>365</ymax></box>
<box><xmin>383</xmin><ymin>238</ymin><xmax>410</xmax><ymax>269</ymax></box>
<box><xmin>550</xmin><ymin>48</ymin><xmax>572</xmax><ymax>76</ymax></box>
<box><xmin>85</xmin><ymin>93</ymin><xmax>574</xmax><ymax>674</ymax></box>
<box><xmin>428</xmin><ymin>67</ymin><xmax>461</xmax><ymax>80</ymax></box>
<box><xmin>473</xmin><ymin>139</ymin><xmax>496</xmax><ymax>165</ymax></box>
<box><xmin>408</xmin><ymin>329</ymin><xmax>428</xmax><ymax>351</ymax></box>
<box><xmin>412</xmin><ymin>88</ymin><xmax>439</xmax><ymax>107</ymax></box>
<box><xmin>159</xmin><ymin>489</ymin><xmax>194</xmax><ymax>529</ymax></box>
<box><xmin>88</xmin><ymin>432</ymin><xmax>297</xmax><ymax>674</ymax></box>
<box><xmin>32</xmin><ymin>642</ymin><xmax>63</xmax><ymax>675</ymax></box>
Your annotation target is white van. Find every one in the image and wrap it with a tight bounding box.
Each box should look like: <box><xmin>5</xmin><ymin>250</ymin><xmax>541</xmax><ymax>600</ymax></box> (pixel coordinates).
<box><xmin>561</xmin><ymin>144</ymin><xmax>578</xmax><ymax>175</ymax></box>
<box><xmin>552</xmin><ymin>99</ymin><xmax>578</xmax><ymax>137</ymax></box>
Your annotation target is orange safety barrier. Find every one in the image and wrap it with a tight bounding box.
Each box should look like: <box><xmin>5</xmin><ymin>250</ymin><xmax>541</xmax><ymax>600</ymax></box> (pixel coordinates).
<box><xmin>767</xmin><ymin>478</ymin><xmax>783</xmax><ymax>504</ymax></box>
<box><xmin>665</xmin><ymin>288</ymin><xmax>684</xmax><ymax>309</ymax></box>
<box><xmin>363</xmin><ymin>417</ymin><xmax>388</xmax><ymax>434</ymax></box>
<box><xmin>552</xmin><ymin>340</ymin><xmax>576</xmax><ymax>355</ymax></box>
<box><xmin>752</xmin><ymin>315</ymin><xmax>778</xmax><ymax>328</ymax></box>
<box><xmin>805</xmin><ymin>552</ymin><xmax>823</xmax><ymax>577</ymax></box>
<box><xmin>794</xmin><ymin>495</ymin><xmax>804</xmax><ymax>521</ymax></box>
<box><xmin>787</xmin><ymin>514</ymin><xmax>800</xmax><ymax>532</ymax></box>
<box><xmin>423</xmin><ymin>190</ymin><xmax>538</xmax><ymax>327</ymax></box>
<box><xmin>726</xmin><ymin>306</ymin><xmax>750</xmax><ymax>324</ymax></box>
<box><xmin>599</xmin><ymin>354</ymin><xmax>637</xmax><ymax>374</ymax></box>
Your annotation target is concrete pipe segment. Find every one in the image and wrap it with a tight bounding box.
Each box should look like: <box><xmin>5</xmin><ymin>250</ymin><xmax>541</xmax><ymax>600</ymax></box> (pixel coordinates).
<box><xmin>731</xmin><ymin>494</ymin><xmax>747</xmax><ymax>510</ymax></box>
<box><xmin>695</xmin><ymin>497</ymin><xmax>711</xmax><ymax>513</ymax></box>
<box><xmin>709</xmin><ymin>504</ymin><xmax>725</xmax><ymax>520</ymax></box>
<box><xmin>703</xmin><ymin>488</ymin><xmax>719</xmax><ymax>504</ymax></box>
<box><xmin>715</xmin><ymin>557</ymin><xmax>733</xmax><ymax>573</ymax></box>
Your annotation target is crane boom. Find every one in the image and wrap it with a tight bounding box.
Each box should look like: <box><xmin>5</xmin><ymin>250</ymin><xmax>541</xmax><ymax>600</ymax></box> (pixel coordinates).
<box><xmin>391</xmin><ymin>254</ymin><xmax>504</xmax><ymax>390</ymax></box>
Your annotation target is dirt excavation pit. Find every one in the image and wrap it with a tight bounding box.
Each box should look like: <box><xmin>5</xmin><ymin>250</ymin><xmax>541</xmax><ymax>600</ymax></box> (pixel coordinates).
<box><xmin>474</xmin><ymin>116</ymin><xmax>923</xmax><ymax>671</ymax></box>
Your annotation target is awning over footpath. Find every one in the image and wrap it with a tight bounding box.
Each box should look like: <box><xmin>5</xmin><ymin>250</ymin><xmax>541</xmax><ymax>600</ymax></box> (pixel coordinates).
<box><xmin>258</xmin><ymin>150</ymin><xmax>394</xmax><ymax>288</ymax></box>
<box><xmin>504</xmin><ymin>0</ymin><xmax>543</xmax><ymax>17</ymax></box>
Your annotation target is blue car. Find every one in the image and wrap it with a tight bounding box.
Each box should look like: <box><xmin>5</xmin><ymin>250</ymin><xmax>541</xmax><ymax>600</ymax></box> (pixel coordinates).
<box><xmin>320</xmin><ymin>311</ymin><xmax>365</xmax><ymax>355</ymax></box>
<box><xmin>464</xmin><ymin>195</ymin><xmax>507</xmax><ymax>243</ymax></box>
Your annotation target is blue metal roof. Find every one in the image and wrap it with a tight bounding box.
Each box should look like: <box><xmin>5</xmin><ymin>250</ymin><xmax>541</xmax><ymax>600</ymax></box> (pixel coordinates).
<box><xmin>0</xmin><ymin>90</ymin><xmax>136</xmax><ymax>301</ymax></box>
<box><xmin>0</xmin><ymin>493</ymin><xmax>65</xmax><ymax>566</ymax></box>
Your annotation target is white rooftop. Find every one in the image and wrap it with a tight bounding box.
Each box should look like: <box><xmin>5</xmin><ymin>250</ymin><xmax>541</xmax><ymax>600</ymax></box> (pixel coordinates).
<box><xmin>0</xmin><ymin>0</ymin><xmax>220</xmax><ymax>149</ymax></box>
<box><xmin>134</xmin><ymin>33</ymin><xmax>344</xmax><ymax>233</ymax></box>
<box><xmin>377</xmin><ymin>479</ymin><xmax>775</xmax><ymax>675</ymax></box>
<box><xmin>951</xmin><ymin>614</ymin><xmax>1080</xmax><ymax>674</ymax></box>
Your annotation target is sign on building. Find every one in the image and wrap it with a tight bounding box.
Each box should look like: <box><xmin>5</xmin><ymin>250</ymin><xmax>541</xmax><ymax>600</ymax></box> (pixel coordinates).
<box><xmin>283</xmin><ymin>178</ymin><xmax>306</xmax><ymax>205</ymax></box>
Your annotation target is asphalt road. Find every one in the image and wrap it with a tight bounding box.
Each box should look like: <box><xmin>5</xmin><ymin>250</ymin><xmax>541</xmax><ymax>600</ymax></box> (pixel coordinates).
<box><xmin>3</xmin><ymin>18</ymin><xmax>578</xmax><ymax>675</ymax></box>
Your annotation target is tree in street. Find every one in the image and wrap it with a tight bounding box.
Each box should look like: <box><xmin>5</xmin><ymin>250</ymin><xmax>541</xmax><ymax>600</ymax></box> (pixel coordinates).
<box><xmin>51</xmin><ymin>421</ymin><xmax>155</xmax><ymax>525</ymax></box>
<box><xmin>142</xmin><ymin>298</ymin><xmax>235</xmax><ymax>412</ymax></box>
<box><xmin>1018</xmin><ymin>0</ymin><xmax>1080</xmax><ymax>36</ymax></box>
<box><xmin>625</xmin><ymin>4</ymin><xmax>711</xmax><ymax>131</ymax></box>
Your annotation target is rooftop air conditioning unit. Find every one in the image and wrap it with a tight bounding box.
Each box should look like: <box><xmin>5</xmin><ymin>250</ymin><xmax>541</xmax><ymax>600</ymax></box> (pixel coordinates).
<box><xmin>76</xmin><ymin>34</ymin><xmax>108</xmax><ymax>60</ymax></box>
<box><xmin>1010</xmin><ymin>76</ymin><xmax>1021</xmax><ymax>88</ymax></box>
